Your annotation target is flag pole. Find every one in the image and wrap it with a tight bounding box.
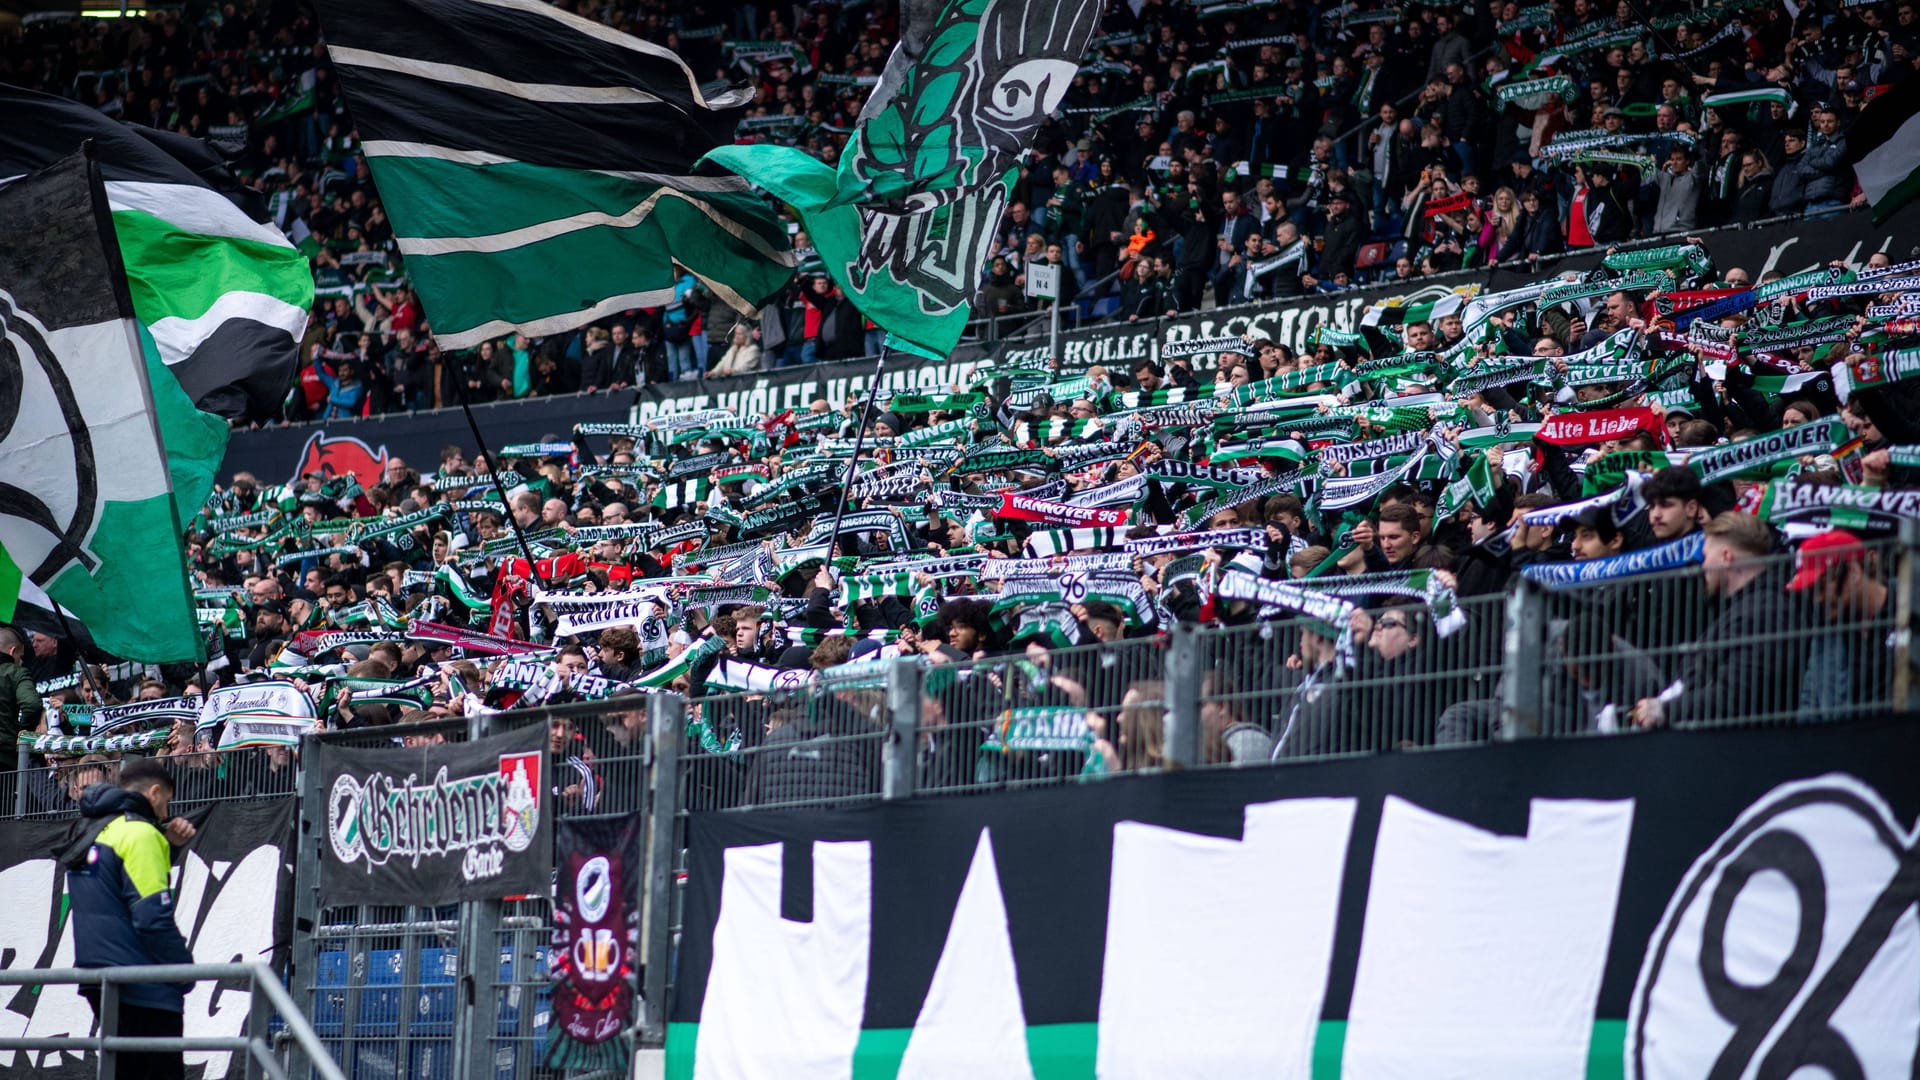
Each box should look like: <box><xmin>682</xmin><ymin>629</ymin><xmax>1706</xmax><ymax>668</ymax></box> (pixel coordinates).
<box><xmin>42</xmin><ymin>604</ymin><xmax>112</xmax><ymax>711</ymax></box>
<box><xmin>449</xmin><ymin>352</ymin><xmax>550</xmax><ymax>590</ymax></box>
<box><xmin>821</xmin><ymin>345</ymin><xmax>890</xmax><ymax>564</ymax></box>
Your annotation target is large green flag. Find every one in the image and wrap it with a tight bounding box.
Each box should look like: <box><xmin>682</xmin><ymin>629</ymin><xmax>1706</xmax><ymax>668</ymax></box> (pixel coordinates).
<box><xmin>706</xmin><ymin>0</ymin><xmax>1101</xmax><ymax>358</ymax></box>
<box><xmin>310</xmin><ymin>0</ymin><xmax>795</xmax><ymax>350</ymax></box>
<box><xmin>0</xmin><ymin>155</ymin><xmax>206</xmax><ymax>662</ymax></box>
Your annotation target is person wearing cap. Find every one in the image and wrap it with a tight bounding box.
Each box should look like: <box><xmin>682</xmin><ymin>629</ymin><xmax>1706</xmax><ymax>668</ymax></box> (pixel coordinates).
<box><xmin>1788</xmin><ymin>529</ymin><xmax>1897</xmax><ymax>714</ymax></box>
<box><xmin>1272</xmin><ymin>616</ymin><xmax>1349</xmax><ymax>760</ymax></box>
<box><xmin>1631</xmin><ymin>513</ymin><xmax>1806</xmax><ymax>729</ymax></box>
<box><xmin>1584</xmin><ymin>163</ymin><xmax>1633</xmax><ymax>244</ymax></box>
<box><xmin>1314</xmin><ymin>189</ymin><xmax>1364</xmax><ymax>282</ymax></box>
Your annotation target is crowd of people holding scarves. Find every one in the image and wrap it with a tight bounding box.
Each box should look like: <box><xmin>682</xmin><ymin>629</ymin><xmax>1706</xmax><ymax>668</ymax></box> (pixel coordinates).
<box><xmin>7</xmin><ymin>229</ymin><xmax>1917</xmax><ymax>807</ymax></box>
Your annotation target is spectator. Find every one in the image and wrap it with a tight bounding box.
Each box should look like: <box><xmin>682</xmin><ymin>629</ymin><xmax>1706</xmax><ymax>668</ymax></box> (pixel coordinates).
<box><xmin>1649</xmin><ymin>147</ymin><xmax>1703</xmax><ymax>234</ymax></box>
<box><xmin>0</xmin><ymin>628</ymin><xmax>43</xmax><ymax>761</ymax></box>
<box><xmin>1632</xmin><ymin>514</ymin><xmax>1804</xmax><ymax>727</ymax></box>
<box><xmin>710</xmin><ymin>323</ymin><xmax>763</xmax><ymax>378</ymax></box>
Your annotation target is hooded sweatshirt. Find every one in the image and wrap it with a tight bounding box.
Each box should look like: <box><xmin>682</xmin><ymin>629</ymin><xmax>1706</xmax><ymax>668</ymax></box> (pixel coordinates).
<box><xmin>62</xmin><ymin>784</ymin><xmax>193</xmax><ymax>1010</ymax></box>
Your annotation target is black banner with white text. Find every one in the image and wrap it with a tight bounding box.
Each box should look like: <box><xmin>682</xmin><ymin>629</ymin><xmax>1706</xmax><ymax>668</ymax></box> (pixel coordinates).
<box><xmin>0</xmin><ymin>799</ymin><xmax>294</xmax><ymax>1080</ymax></box>
<box><xmin>317</xmin><ymin>723</ymin><xmax>550</xmax><ymax>906</ymax></box>
<box><xmin>666</xmin><ymin>715</ymin><xmax>1920</xmax><ymax>1078</ymax></box>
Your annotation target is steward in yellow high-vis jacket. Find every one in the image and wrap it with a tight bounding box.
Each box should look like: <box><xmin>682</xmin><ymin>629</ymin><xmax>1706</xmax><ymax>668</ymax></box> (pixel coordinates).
<box><xmin>60</xmin><ymin>757</ymin><xmax>193</xmax><ymax>1080</ymax></box>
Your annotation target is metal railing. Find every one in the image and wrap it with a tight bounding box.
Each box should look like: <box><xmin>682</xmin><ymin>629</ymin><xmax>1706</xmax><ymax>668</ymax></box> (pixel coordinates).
<box><xmin>0</xmin><ymin>962</ymin><xmax>342</xmax><ymax>1080</ymax></box>
<box><xmin>283</xmin><ymin>697</ymin><xmax>682</xmax><ymax>1080</ymax></box>
<box><xmin>669</xmin><ymin>535</ymin><xmax>1916</xmax><ymax>802</ymax></box>
<box><xmin>3</xmin><ymin>529</ymin><xmax>1910</xmax><ymax>1079</ymax></box>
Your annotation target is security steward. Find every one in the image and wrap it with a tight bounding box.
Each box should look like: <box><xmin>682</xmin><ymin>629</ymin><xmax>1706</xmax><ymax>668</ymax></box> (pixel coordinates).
<box><xmin>60</xmin><ymin>757</ymin><xmax>196</xmax><ymax>1080</ymax></box>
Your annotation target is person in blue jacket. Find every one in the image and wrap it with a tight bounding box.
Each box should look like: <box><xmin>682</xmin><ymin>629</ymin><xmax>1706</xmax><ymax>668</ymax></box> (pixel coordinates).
<box><xmin>60</xmin><ymin>757</ymin><xmax>195</xmax><ymax>1080</ymax></box>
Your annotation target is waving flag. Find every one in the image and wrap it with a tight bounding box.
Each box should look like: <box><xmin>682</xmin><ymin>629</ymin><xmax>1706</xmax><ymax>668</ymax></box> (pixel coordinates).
<box><xmin>1848</xmin><ymin>76</ymin><xmax>1920</xmax><ymax>225</ymax></box>
<box><xmin>311</xmin><ymin>0</ymin><xmax>796</xmax><ymax>350</ymax></box>
<box><xmin>706</xmin><ymin>0</ymin><xmax>1102</xmax><ymax>358</ymax></box>
<box><xmin>0</xmin><ymin>156</ymin><xmax>205</xmax><ymax>662</ymax></box>
<box><xmin>0</xmin><ymin>83</ymin><xmax>312</xmax><ymax>424</ymax></box>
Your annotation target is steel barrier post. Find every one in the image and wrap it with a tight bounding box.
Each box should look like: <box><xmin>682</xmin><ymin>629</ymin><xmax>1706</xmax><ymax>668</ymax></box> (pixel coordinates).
<box><xmin>1164</xmin><ymin>622</ymin><xmax>1201</xmax><ymax>768</ymax></box>
<box><xmin>245</xmin><ymin>971</ymin><xmax>270</xmax><ymax>1080</ymax></box>
<box><xmin>639</xmin><ymin>692</ymin><xmax>684</xmax><ymax>1045</ymax></box>
<box><xmin>13</xmin><ymin>743</ymin><xmax>24</xmax><ymax>817</ymax></box>
<box><xmin>1897</xmin><ymin>520</ymin><xmax>1916</xmax><ymax>711</ymax></box>
<box><xmin>454</xmin><ymin>711</ymin><xmax>502</xmax><ymax>1080</ymax></box>
<box><xmin>883</xmin><ymin>659</ymin><xmax>922</xmax><ymax>801</ymax></box>
<box><xmin>98</xmin><ymin>979</ymin><xmax>119</xmax><ymax>1080</ymax></box>
<box><xmin>286</xmin><ymin>736</ymin><xmax>326</xmax><ymax>1080</ymax></box>
<box><xmin>1501</xmin><ymin>580</ymin><xmax>1546</xmax><ymax>739</ymax></box>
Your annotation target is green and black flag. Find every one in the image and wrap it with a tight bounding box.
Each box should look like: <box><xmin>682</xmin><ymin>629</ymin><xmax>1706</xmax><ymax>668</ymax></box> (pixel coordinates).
<box><xmin>706</xmin><ymin>0</ymin><xmax>1102</xmax><ymax>358</ymax></box>
<box><xmin>311</xmin><ymin>0</ymin><xmax>797</xmax><ymax>350</ymax></box>
<box><xmin>0</xmin><ymin>155</ymin><xmax>207</xmax><ymax>662</ymax></box>
<box><xmin>0</xmin><ymin>83</ymin><xmax>314</xmax><ymax>423</ymax></box>
<box><xmin>1849</xmin><ymin>77</ymin><xmax>1920</xmax><ymax>225</ymax></box>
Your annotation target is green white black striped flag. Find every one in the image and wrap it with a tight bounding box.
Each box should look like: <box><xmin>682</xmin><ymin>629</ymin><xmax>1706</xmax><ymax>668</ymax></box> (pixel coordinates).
<box><xmin>312</xmin><ymin>0</ymin><xmax>797</xmax><ymax>350</ymax></box>
<box><xmin>0</xmin><ymin>155</ymin><xmax>207</xmax><ymax>661</ymax></box>
<box><xmin>1</xmin><ymin>83</ymin><xmax>313</xmax><ymax>423</ymax></box>
<box><xmin>1849</xmin><ymin>76</ymin><xmax>1920</xmax><ymax>225</ymax></box>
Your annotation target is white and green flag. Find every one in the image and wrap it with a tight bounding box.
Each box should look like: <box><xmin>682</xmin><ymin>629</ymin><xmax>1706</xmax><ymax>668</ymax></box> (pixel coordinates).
<box><xmin>1849</xmin><ymin>78</ymin><xmax>1920</xmax><ymax>225</ymax></box>
<box><xmin>1</xmin><ymin>82</ymin><xmax>313</xmax><ymax>425</ymax></box>
<box><xmin>0</xmin><ymin>155</ymin><xmax>206</xmax><ymax>662</ymax></box>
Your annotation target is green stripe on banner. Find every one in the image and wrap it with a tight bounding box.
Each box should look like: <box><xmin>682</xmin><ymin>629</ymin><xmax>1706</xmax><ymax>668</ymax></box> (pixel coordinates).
<box><xmin>1873</xmin><ymin>162</ymin><xmax>1920</xmax><ymax>226</ymax></box>
<box><xmin>1589</xmin><ymin>1019</ymin><xmax>1628</xmax><ymax>1079</ymax></box>
<box><xmin>110</xmin><ymin>207</ymin><xmax>313</xmax><ymax>322</ymax></box>
<box><xmin>138</xmin><ymin>324</ymin><xmax>231</xmax><ymax>529</ymax></box>
<box><xmin>364</xmin><ymin>155</ymin><xmax>794</xmax><ymax>347</ymax></box>
<box><xmin>0</xmin><ymin>543</ymin><xmax>19</xmax><ymax>624</ymax></box>
<box><xmin>365</xmin><ymin>156</ymin><xmax>744</xmax><ymax>241</ymax></box>
<box><xmin>663</xmin><ymin>1019</ymin><xmax>1630</xmax><ymax>1077</ymax></box>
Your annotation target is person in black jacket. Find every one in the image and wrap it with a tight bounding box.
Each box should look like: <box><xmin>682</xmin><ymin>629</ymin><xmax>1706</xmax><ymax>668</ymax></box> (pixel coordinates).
<box><xmin>62</xmin><ymin>758</ymin><xmax>194</xmax><ymax>1080</ymax></box>
<box><xmin>1730</xmin><ymin>150</ymin><xmax>1775</xmax><ymax>225</ymax></box>
<box><xmin>1314</xmin><ymin>191</ymin><xmax>1365</xmax><ymax>281</ymax></box>
<box><xmin>1584</xmin><ymin>165</ymin><xmax>1633</xmax><ymax>244</ymax></box>
<box><xmin>1496</xmin><ymin>189</ymin><xmax>1564</xmax><ymax>262</ymax></box>
<box><xmin>1631</xmin><ymin>513</ymin><xmax>1807</xmax><ymax>728</ymax></box>
<box><xmin>744</xmin><ymin>638</ymin><xmax>881</xmax><ymax>805</ymax></box>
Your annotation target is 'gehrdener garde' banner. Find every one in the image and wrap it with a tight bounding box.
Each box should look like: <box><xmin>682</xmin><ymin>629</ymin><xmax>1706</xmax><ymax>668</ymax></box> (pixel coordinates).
<box><xmin>318</xmin><ymin>723</ymin><xmax>549</xmax><ymax>905</ymax></box>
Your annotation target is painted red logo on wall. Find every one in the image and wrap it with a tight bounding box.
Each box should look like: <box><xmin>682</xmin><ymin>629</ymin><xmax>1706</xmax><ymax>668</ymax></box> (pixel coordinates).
<box><xmin>290</xmin><ymin>431</ymin><xmax>391</xmax><ymax>486</ymax></box>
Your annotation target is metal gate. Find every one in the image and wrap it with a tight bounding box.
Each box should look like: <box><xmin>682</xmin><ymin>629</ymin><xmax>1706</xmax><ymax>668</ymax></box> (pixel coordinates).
<box><xmin>288</xmin><ymin>697</ymin><xmax>682</xmax><ymax>1080</ymax></box>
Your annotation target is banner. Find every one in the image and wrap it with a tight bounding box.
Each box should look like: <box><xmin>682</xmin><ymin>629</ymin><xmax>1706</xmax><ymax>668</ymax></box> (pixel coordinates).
<box><xmin>219</xmin><ymin>390</ymin><xmax>636</xmax><ymax>484</ymax></box>
<box><xmin>1484</xmin><ymin>204</ymin><xmax>1911</xmax><ymax>292</ymax></box>
<box><xmin>0</xmin><ymin>799</ymin><xmax>293</xmax><ymax>1080</ymax></box>
<box><xmin>546</xmin><ymin>814</ymin><xmax>644</xmax><ymax>1073</ymax></box>
<box><xmin>633</xmin><ymin>345</ymin><xmax>992</xmax><ymax>424</ymax></box>
<box><xmin>667</xmin><ymin>715</ymin><xmax>1920</xmax><ymax>1079</ymax></box>
<box><xmin>317</xmin><ymin>723</ymin><xmax>550</xmax><ymax>906</ymax></box>
<box><xmin>221</xmin><ymin>209</ymin><xmax>1913</xmax><ymax>487</ymax></box>
<box><xmin>1520</xmin><ymin>531</ymin><xmax>1706</xmax><ymax>589</ymax></box>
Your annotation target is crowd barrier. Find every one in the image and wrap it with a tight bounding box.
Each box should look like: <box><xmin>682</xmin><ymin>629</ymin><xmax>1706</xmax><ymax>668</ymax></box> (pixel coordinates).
<box><xmin>3</xmin><ymin>536</ymin><xmax>1911</xmax><ymax>1077</ymax></box>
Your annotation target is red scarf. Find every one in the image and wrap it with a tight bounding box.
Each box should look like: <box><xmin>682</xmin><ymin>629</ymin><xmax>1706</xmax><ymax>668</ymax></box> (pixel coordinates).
<box><xmin>1537</xmin><ymin>407</ymin><xmax>1664</xmax><ymax>446</ymax></box>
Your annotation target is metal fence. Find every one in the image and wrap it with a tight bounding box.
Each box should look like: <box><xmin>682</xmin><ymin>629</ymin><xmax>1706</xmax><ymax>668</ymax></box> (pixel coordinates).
<box><xmin>4</xmin><ymin>531</ymin><xmax>1912</xmax><ymax>1078</ymax></box>
<box><xmin>280</xmin><ymin>698</ymin><xmax>682</xmax><ymax>1080</ymax></box>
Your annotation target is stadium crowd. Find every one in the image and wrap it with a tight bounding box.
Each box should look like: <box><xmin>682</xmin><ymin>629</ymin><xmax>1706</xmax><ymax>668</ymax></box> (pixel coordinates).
<box><xmin>2</xmin><ymin>214</ymin><xmax>1915</xmax><ymax>810</ymax></box>
<box><xmin>1</xmin><ymin>0</ymin><xmax>1910</xmax><ymax>421</ymax></box>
